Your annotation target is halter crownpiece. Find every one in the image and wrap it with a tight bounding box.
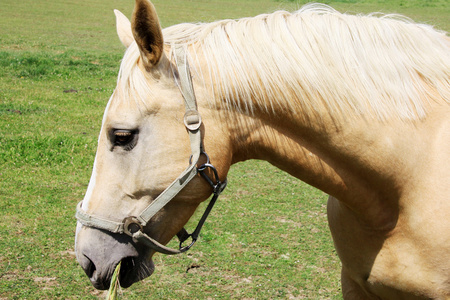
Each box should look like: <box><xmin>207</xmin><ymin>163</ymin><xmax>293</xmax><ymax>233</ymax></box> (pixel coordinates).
<box><xmin>75</xmin><ymin>44</ymin><xmax>226</xmax><ymax>255</ymax></box>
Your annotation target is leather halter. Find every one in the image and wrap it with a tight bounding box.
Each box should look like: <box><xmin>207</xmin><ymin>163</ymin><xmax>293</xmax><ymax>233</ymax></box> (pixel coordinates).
<box><xmin>75</xmin><ymin>45</ymin><xmax>227</xmax><ymax>255</ymax></box>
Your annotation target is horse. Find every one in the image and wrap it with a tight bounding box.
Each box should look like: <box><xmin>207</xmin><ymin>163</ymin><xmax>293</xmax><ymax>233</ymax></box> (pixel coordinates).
<box><xmin>74</xmin><ymin>0</ymin><xmax>450</xmax><ymax>298</ymax></box>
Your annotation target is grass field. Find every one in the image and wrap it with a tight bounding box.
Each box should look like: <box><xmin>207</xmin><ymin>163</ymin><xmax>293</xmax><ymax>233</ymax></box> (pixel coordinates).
<box><xmin>1</xmin><ymin>0</ymin><xmax>448</xmax><ymax>299</ymax></box>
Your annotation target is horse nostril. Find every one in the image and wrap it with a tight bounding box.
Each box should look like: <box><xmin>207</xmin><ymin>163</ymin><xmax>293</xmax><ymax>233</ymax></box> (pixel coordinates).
<box><xmin>83</xmin><ymin>255</ymin><xmax>97</xmax><ymax>279</ymax></box>
<box><xmin>79</xmin><ymin>254</ymin><xmax>110</xmax><ymax>289</ymax></box>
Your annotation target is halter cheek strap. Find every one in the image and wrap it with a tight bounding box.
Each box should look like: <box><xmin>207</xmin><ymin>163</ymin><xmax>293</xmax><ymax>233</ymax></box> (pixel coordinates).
<box><xmin>75</xmin><ymin>45</ymin><xmax>226</xmax><ymax>255</ymax></box>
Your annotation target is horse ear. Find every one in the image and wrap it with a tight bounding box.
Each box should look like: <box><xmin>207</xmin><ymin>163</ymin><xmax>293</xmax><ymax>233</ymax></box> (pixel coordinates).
<box><xmin>132</xmin><ymin>0</ymin><xmax>164</xmax><ymax>68</ymax></box>
<box><xmin>114</xmin><ymin>10</ymin><xmax>134</xmax><ymax>48</ymax></box>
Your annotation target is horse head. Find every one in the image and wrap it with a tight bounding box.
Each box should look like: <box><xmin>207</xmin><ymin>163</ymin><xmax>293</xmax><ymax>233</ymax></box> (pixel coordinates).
<box><xmin>74</xmin><ymin>0</ymin><xmax>231</xmax><ymax>289</ymax></box>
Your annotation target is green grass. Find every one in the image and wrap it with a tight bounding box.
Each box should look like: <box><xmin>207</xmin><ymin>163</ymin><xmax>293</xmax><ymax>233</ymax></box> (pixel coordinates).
<box><xmin>0</xmin><ymin>0</ymin><xmax>448</xmax><ymax>299</ymax></box>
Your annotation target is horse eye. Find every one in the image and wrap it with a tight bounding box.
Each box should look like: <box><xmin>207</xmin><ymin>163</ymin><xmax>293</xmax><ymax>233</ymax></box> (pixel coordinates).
<box><xmin>112</xmin><ymin>129</ymin><xmax>138</xmax><ymax>150</ymax></box>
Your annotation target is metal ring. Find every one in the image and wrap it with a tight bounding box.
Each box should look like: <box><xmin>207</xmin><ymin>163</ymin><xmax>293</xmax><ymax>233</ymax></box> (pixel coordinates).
<box><xmin>189</xmin><ymin>151</ymin><xmax>210</xmax><ymax>165</ymax></box>
<box><xmin>198</xmin><ymin>163</ymin><xmax>219</xmax><ymax>183</ymax></box>
<box><xmin>123</xmin><ymin>216</ymin><xmax>143</xmax><ymax>236</ymax></box>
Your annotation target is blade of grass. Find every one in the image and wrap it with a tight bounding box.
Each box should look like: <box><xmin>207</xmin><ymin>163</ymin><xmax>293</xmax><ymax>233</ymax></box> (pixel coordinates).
<box><xmin>106</xmin><ymin>261</ymin><xmax>121</xmax><ymax>300</ymax></box>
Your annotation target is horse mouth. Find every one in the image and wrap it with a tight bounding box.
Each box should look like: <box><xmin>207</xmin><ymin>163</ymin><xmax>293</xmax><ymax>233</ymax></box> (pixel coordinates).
<box><xmin>84</xmin><ymin>256</ymin><xmax>155</xmax><ymax>290</ymax></box>
<box><xmin>117</xmin><ymin>257</ymin><xmax>155</xmax><ymax>289</ymax></box>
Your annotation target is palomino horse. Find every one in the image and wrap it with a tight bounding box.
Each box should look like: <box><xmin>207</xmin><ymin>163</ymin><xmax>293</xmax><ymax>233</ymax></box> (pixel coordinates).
<box><xmin>75</xmin><ymin>0</ymin><xmax>450</xmax><ymax>298</ymax></box>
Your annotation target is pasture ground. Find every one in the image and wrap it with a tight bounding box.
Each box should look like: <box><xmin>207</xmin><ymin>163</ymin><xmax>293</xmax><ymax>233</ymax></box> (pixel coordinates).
<box><xmin>1</xmin><ymin>0</ymin><xmax>448</xmax><ymax>299</ymax></box>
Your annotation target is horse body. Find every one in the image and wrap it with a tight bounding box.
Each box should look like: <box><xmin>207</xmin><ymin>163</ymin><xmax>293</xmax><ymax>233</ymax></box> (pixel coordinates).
<box><xmin>227</xmin><ymin>82</ymin><xmax>450</xmax><ymax>299</ymax></box>
<box><xmin>75</xmin><ymin>0</ymin><xmax>450</xmax><ymax>298</ymax></box>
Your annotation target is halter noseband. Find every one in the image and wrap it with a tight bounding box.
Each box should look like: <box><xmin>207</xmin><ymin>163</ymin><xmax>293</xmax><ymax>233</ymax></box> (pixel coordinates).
<box><xmin>75</xmin><ymin>45</ymin><xmax>227</xmax><ymax>255</ymax></box>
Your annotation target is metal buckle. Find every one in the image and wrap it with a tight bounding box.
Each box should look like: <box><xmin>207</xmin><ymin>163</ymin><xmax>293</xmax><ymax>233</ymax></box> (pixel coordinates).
<box><xmin>184</xmin><ymin>110</ymin><xmax>202</xmax><ymax>131</ymax></box>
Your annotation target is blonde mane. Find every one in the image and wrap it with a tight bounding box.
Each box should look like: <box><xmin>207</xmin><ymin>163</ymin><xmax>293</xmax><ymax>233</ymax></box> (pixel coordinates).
<box><xmin>120</xmin><ymin>4</ymin><xmax>450</xmax><ymax>120</ymax></box>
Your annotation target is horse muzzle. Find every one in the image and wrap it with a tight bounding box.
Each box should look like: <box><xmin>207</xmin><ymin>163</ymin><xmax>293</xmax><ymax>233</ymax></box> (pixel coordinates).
<box><xmin>75</xmin><ymin>224</ymin><xmax>154</xmax><ymax>290</ymax></box>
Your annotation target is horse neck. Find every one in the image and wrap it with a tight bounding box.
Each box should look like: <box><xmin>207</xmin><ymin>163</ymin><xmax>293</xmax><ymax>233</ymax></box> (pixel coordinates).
<box><xmin>226</xmin><ymin>108</ymin><xmax>366</xmax><ymax>192</ymax></box>
<box><xmin>220</xmin><ymin>102</ymin><xmax>434</xmax><ymax>227</ymax></box>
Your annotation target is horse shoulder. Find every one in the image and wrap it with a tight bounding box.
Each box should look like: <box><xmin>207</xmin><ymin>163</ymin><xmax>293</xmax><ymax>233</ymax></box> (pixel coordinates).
<box><xmin>327</xmin><ymin>109</ymin><xmax>450</xmax><ymax>299</ymax></box>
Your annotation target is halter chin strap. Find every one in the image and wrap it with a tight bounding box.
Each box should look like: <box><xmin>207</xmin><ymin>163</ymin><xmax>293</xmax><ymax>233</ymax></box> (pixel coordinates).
<box><xmin>75</xmin><ymin>45</ymin><xmax>226</xmax><ymax>255</ymax></box>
